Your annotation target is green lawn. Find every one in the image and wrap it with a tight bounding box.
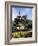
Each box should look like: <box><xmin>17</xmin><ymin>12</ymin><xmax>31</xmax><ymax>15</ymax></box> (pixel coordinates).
<box><xmin>12</xmin><ymin>31</ymin><xmax>32</xmax><ymax>38</ymax></box>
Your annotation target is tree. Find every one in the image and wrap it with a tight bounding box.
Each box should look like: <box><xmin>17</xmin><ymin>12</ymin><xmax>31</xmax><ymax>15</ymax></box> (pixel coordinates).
<box><xmin>12</xmin><ymin>15</ymin><xmax>32</xmax><ymax>32</ymax></box>
<box><xmin>12</xmin><ymin>16</ymin><xmax>21</xmax><ymax>32</ymax></box>
<box><xmin>25</xmin><ymin>19</ymin><xmax>32</xmax><ymax>30</ymax></box>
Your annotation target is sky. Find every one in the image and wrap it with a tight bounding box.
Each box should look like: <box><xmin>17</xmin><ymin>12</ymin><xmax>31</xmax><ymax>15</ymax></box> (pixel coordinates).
<box><xmin>12</xmin><ymin>7</ymin><xmax>32</xmax><ymax>21</ymax></box>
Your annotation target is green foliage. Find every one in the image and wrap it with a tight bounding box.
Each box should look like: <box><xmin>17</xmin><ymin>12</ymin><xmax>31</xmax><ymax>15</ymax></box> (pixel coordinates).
<box><xmin>12</xmin><ymin>15</ymin><xmax>32</xmax><ymax>32</ymax></box>
<box><xmin>26</xmin><ymin>20</ymin><xmax>32</xmax><ymax>28</ymax></box>
<box><xmin>12</xmin><ymin>31</ymin><xmax>32</xmax><ymax>38</ymax></box>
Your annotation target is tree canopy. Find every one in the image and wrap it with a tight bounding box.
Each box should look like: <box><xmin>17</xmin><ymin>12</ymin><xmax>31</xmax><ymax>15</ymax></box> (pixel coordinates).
<box><xmin>12</xmin><ymin>15</ymin><xmax>32</xmax><ymax>32</ymax></box>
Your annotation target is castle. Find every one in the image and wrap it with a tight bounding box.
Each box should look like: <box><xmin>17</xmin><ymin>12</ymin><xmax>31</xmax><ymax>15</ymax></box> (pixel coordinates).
<box><xmin>16</xmin><ymin>15</ymin><xmax>27</xmax><ymax>30</ymax></box>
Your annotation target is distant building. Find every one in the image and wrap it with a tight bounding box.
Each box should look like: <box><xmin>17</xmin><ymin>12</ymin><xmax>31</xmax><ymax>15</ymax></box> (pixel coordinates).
<box><xmin>16</xmin><ymin>23</ymin><xmax>24</xmax><ymax>30</ymax></box>
<box><xmin>22</xmin><ymin>15</ymin><xmax>27</xmax><ymax>20</ymax></box>
<box><xmin>16</xmin><ymin>15</ymin><xmax>27</xmax><ymax>30</ymax></box>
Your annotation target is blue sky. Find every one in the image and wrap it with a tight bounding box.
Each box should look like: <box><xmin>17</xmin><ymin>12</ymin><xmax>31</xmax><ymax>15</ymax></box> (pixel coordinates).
<box><xmin>12</xmin><ymin>7</ymin><xmax>32</xmax><ymax>21</ymax></box>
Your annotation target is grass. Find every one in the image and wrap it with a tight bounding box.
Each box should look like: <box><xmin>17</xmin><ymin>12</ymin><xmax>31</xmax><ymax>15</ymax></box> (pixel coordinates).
<box><xmin>12</xmin><ymin>31</ymin><xmax>32</xmax><ymax>38</ymax></box>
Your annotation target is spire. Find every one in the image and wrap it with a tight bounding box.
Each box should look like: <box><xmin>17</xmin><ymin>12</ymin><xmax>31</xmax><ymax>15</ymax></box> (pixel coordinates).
<box><xmin>19</xmin><ymin>11</ymin><xmax>20</xmax><ymax>15</ymax></box>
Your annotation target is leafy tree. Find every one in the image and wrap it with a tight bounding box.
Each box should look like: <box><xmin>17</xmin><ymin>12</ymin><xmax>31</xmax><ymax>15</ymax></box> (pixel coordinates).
<box><xmin>12</xmin><ymin>15</ymin><xmax>32</xmax><ymax>32</ymax></box>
